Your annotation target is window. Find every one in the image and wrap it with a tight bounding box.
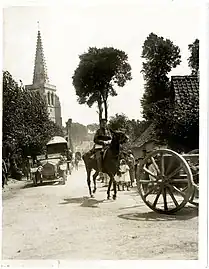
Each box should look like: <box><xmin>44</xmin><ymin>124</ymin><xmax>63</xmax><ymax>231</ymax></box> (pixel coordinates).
<box><xmin>51</xmin><ymin>92</ymin><xmax>54</xmax><ymax>106</ymax></box>
<box><xmin>47</xmin><ymin>92</ymin><xmax>51</xmax><ymax>105</ymax></box>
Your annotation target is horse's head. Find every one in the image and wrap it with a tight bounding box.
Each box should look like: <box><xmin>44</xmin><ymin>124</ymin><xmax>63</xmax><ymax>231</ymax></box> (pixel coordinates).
<box><xmin>110</xmin><ymin>129</ymin><xmax>129</xmax><ymax>145</ymax></box>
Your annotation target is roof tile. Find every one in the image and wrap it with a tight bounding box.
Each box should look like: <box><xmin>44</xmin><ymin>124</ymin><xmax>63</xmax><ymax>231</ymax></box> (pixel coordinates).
<box><xmin>171</xmin><ymin>76</ymin><xmax>199</xmax><ymax>107</ymax></box>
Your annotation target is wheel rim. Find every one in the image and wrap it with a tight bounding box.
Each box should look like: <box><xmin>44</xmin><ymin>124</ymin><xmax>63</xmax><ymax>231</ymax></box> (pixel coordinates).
<box><xmin>136</xmin><ymin>149</ymin><xmax>193</xmax><ymax>214</ymax></box>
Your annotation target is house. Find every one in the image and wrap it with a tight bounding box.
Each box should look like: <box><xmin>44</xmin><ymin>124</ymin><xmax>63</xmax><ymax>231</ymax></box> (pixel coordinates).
<box><xmin>131</xmin><ymin>123</ymin><xmax>166</xmax><ymax>159</ymax></box>
<box><xmin>131</xmin><ymin>75</ymin><xmax>199</xmax><ymax>158</ymax></box>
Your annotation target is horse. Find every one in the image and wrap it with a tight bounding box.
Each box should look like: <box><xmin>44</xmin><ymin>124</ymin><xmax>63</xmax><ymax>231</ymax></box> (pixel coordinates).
<box><xmin>82</xmin><ymin>130</ymin><xmax>128</xmax><ymax>200</ymax></box>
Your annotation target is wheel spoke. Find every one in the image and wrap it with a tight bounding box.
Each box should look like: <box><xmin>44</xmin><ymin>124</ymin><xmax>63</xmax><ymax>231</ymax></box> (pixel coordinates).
<box><xmin>151</xmin><ymin>157</ymin><xmax>160</xmax><ymax>175</ymax></box>
<box><xmin>166</xmin><ymin>165</ymin><xmax>182</xmax><ymax>181</ymax></box>
<box><xmin>153</xmin><ymin>185</ymin><xmax>163</xmax><ymax>208</ymax></box>
<box><xmin>169</xmin><ymin>184</ymin><xmax>186</xmax><ymax>198</ymax></box>
<box><xmin>162</xmin><ymin>187</ymin><xmax>168</xmax><ymax>211</ymax></box>
<box><xmin>167</xmin><ymin>186</ymin><xmax>179</xmax><ymax>207</ymax></box>
<box><xmin>139</xmin><ymin>180</ymin><xmax>159</xmax><ymax>184</ymax></box>
<box><xmin>144</xmin><ymin>184</ymin><xmax>159</xmax><ymax>198</ymax></box>
<box><xmin>143</xmin><ymin>166</ymin><xmax>158</xmax><ymax>180</ymax></box>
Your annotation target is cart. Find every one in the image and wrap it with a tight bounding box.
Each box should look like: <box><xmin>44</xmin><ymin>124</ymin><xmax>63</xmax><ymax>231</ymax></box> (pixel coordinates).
<box><xmin>136</xmin><ymin>149</ymin><xmax>199</xmax><ymax>214</ymax></box>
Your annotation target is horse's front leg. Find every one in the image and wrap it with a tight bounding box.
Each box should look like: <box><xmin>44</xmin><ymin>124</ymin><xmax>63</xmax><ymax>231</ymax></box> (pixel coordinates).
<box><xmin>87</xmin><ymin>170</ymin><xmax>93</xmax><ymax>198</ymax></box>
<box><xmin>107</xmin><ymin>177</ymin><xmax>112</xmax><ymax>200</ymax></box>
<box><xmin>92</xmin><ymin>171</ymin><xmax>98</xmax><ymax>194</ymax></box>
<box><xmin>112</xmin><ymin>177</ymin><xmax>117</xmax><ymax>200</ymax></box>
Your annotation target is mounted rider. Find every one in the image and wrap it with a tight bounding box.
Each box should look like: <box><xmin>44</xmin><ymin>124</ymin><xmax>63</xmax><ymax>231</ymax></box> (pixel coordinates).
<box><xmin>90</xmin><ymin>119</ymin><xmax>112</xmax><ymax>172</ymax></box>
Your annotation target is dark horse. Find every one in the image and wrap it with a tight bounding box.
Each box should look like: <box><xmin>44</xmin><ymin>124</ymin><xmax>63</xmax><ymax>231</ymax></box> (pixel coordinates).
<box><xmin>82</xmin><ymin>130</ymin><xmax>128</xmax><ymax>200</ymax></box>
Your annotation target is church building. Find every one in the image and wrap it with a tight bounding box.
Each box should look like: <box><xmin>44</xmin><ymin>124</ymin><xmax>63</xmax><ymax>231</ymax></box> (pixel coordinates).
<box><xmin>25</xmin><ymin>30</ymin><xmax>62</xmax><ymax>127</ymax></box>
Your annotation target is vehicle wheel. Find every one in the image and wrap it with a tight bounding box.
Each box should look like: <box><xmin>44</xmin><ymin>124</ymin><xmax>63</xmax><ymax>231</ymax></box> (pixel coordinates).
<box><xmin>136</xmin><ymin>149</ymin><xmax>193</xmax><ymax>214</ymax></box>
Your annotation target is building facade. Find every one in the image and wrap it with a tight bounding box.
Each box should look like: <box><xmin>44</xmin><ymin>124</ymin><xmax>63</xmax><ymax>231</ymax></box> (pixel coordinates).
<box><xmin>25</xmin><ymin>30</ymin><xmax>62</xmax><ymax>127</ymax></box>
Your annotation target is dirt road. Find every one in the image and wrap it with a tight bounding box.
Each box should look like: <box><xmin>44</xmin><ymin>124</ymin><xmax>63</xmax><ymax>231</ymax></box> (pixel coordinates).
<box><xmin>2</xmin><ymin>163</ymin><xmax>198</xmax><ymax>260</ymax></box>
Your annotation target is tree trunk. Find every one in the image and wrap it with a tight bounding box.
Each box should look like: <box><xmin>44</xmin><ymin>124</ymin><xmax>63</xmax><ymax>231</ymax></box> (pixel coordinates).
<box><xmin>101</xmin><ymin>91</ymin><xmax>108</xmax><ymax>121</ymax></box>
<box><xmin>97</xmin><ymin>98</ymin><xmax>103</xmax><ymax>124</ymax></box>
<box><xmin>104</xmin><ymin>99</ymin><xmax>108</xmax><ymax>121</ymax></box>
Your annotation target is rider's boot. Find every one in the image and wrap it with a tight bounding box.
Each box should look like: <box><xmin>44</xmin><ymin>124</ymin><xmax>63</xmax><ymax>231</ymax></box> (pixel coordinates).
<box><xmin>96</xmin><ymin>152</ymin><xmax>103</xmax><ymax>179</ymax></box>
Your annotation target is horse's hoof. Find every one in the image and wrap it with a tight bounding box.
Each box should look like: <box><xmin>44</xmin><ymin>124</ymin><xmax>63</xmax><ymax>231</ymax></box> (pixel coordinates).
<box><xmin>90</xmin><ymin>194</ymin><xmax>94</xmax><ymax>198</ymax></box>
<box><xmin>113</xmin><ymin>195</ymin><xmax>116</xmax><ymax>200</ymax></box>
<box><xmin>93</xmin><ymin>189</ymin><xmax>97</xmax><ymax>194</ymax></box>
<box><xmin>107</xmin><ymin>196</ymin><xmax>110</xmax><ymax>200</ymax></box>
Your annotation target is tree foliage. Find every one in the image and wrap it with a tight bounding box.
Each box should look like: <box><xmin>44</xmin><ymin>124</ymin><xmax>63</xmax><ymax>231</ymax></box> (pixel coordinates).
<box><xmin>3</xmin><ymin>71</ymin><xmax>63</xmax><ymax>161</ymax></box>
<box><xmin>87</xmin><ymin>123</ymin><xmax>99</xmax><ymax>133</ymax></box>
<box><xmin>70</xmin><ymin>122</ymin><xmax>88</xmax><ymax>145</ymax></box>
<box><xmin>72</xmin><ymin>47</ymin><xmax>132</xmax><ymax>122</ymax></box>
<box><xmin>141</xmin><ymin>33</ymin><xmax>181</xmax><ymax>120</ymax></box>
<box><xmin>151</xmin><ymin>97</ymin><xmax>199</xmax><ymax>152</ymax></box>
<box><xmin>188</xmin><ymin>39</ymin><xmax>199</xmax><ymax>75</ymax></box>
<box><xmin>108</xmin><ymin>113</ymin><xmax>150</xmax><ymax>145</ymax></box>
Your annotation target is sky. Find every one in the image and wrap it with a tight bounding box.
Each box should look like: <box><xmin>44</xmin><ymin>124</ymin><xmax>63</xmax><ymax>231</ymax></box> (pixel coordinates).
<box><xmin>3</xmin><ymin>0</ymin><xmax>200</xmax><ymax>126</ymax></box>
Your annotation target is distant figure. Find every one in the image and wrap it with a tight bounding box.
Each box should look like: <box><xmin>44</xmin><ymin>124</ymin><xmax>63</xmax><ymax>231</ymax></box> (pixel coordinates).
<box><xmin>10</xmin><ymin>158</ymin><xmax>22</xmax><ymax>181</ymax></box>
<box><xmin>127</xmin><ymin>150</ymin><xmax>135</xmax><ymax>187</ymax></box>
<box><xmin>74</xmin><ymin>152</ymin><xmax>82</xmax><ymax>170</ymax></box>
<box><xmin>115</xmin><ymin>159</ymin><xmax>131</xmax><ymax>191</ymax></box>
<box><xmin>66</xmin><ymin>149</ymin><xmax>73</xmax><ymax>174</ymax></box>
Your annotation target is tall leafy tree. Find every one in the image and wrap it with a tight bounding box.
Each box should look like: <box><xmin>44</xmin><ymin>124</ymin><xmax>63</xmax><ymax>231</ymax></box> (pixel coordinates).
<box><xmin>72</xmin><ymin>47</ymin><xmax>132</xmax><ymax>123</ymax></box>
<box><xmin>141</xmin><ymin>33</ymin><xmax>181</xmax><ymax>120</ymax></box>
<box><xmin>188</xmin><ymin>39</ymin><xmax>199</xmax><ymax>75</ymax></box>
<box><xmin>3</xmin><ymin>71</ymin><xmax>63</xmax><ymax>161</ymax></box>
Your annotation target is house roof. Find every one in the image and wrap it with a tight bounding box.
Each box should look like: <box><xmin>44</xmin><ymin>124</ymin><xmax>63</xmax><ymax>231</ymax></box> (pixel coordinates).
<box><xmin>132</xmin><ymin>76</ymin><xmax>198</xmax><ymax>150</ymax></box>
<box><xmin>132</xmin><ymin>123</ymin><xmax>159</xmax><ymax>148</ymax></box>
<box><xmin>171</xmin><ymin>76</ymin><xmax>199</xmax><ymax>107</ymax></box>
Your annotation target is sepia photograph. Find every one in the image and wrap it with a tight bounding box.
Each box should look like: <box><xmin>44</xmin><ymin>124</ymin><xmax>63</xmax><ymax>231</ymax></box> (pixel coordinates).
<box><xmin>1</xmin><ymin>0</ymin><xmax>204</xmax><ymax>265</ymax></box>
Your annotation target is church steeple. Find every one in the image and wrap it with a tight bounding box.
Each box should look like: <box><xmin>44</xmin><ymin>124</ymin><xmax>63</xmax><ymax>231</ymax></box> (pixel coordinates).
<box><xmin>25</xmin><ymin>25</ymin><xmax>62</xmax><ymax>127</ymax></box>
<box><xmin>33</xmin><ymin>28</ymin><xmax>49</xmax><ymax>85</ymax></box>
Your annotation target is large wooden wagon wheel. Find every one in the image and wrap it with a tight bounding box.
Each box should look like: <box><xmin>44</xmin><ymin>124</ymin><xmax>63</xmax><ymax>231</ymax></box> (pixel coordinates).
<box><xmin>136</xmin><ymin>149</ymin><xmax>194</xmax><ymax>214</ymax></box>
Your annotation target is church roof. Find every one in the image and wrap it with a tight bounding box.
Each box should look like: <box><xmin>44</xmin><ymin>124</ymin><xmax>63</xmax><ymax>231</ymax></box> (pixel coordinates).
<box><xmin>33</xmin><ymin>30</ymin><xmax>49</xmax><ymax>85</ymax></box>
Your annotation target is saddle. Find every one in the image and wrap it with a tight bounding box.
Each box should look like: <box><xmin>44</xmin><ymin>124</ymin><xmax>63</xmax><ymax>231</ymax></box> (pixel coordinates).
<box><xmin>89</xmin><ymin>147</ymin><xmax>108</xmax><ymax>160</ymax></box>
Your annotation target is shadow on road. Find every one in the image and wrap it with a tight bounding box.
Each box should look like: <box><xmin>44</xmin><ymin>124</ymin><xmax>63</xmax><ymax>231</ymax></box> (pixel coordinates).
<box><xmin>22</xmin><ymin>181</ymin><xmax>64</xmax><ymax>189</ymax></box>
<box><xmin>118</xmin><ymin>206</ymin><xmax>198</xmax><ymax>222</ymax></box>
<box><xmin>119</xmin><ymin>204</ymin><xmax>145</xmax><ymax>210</ymax></box>
<box><xmin>60</xmin><ymin>196</ymin><xmax>105</xmax><ymax>208</ymax></box>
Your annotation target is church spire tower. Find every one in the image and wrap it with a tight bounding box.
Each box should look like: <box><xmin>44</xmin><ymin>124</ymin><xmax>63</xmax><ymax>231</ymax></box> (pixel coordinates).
<box><xmin>33</xmin><ymin>25</ymin><xmax>49</xmax><ymax>85</ymax></box>
<box><xmin>25</xmin><ymin>23</ymin><xmax>63</xmax><ymax>127</ymax></box>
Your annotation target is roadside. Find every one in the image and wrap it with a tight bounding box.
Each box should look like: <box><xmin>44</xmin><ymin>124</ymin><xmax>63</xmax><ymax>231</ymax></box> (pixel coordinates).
<box><xmin>2</xmin><ymin>178</ymin><xmax>30</xmax><ymax>200</ymax></box>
